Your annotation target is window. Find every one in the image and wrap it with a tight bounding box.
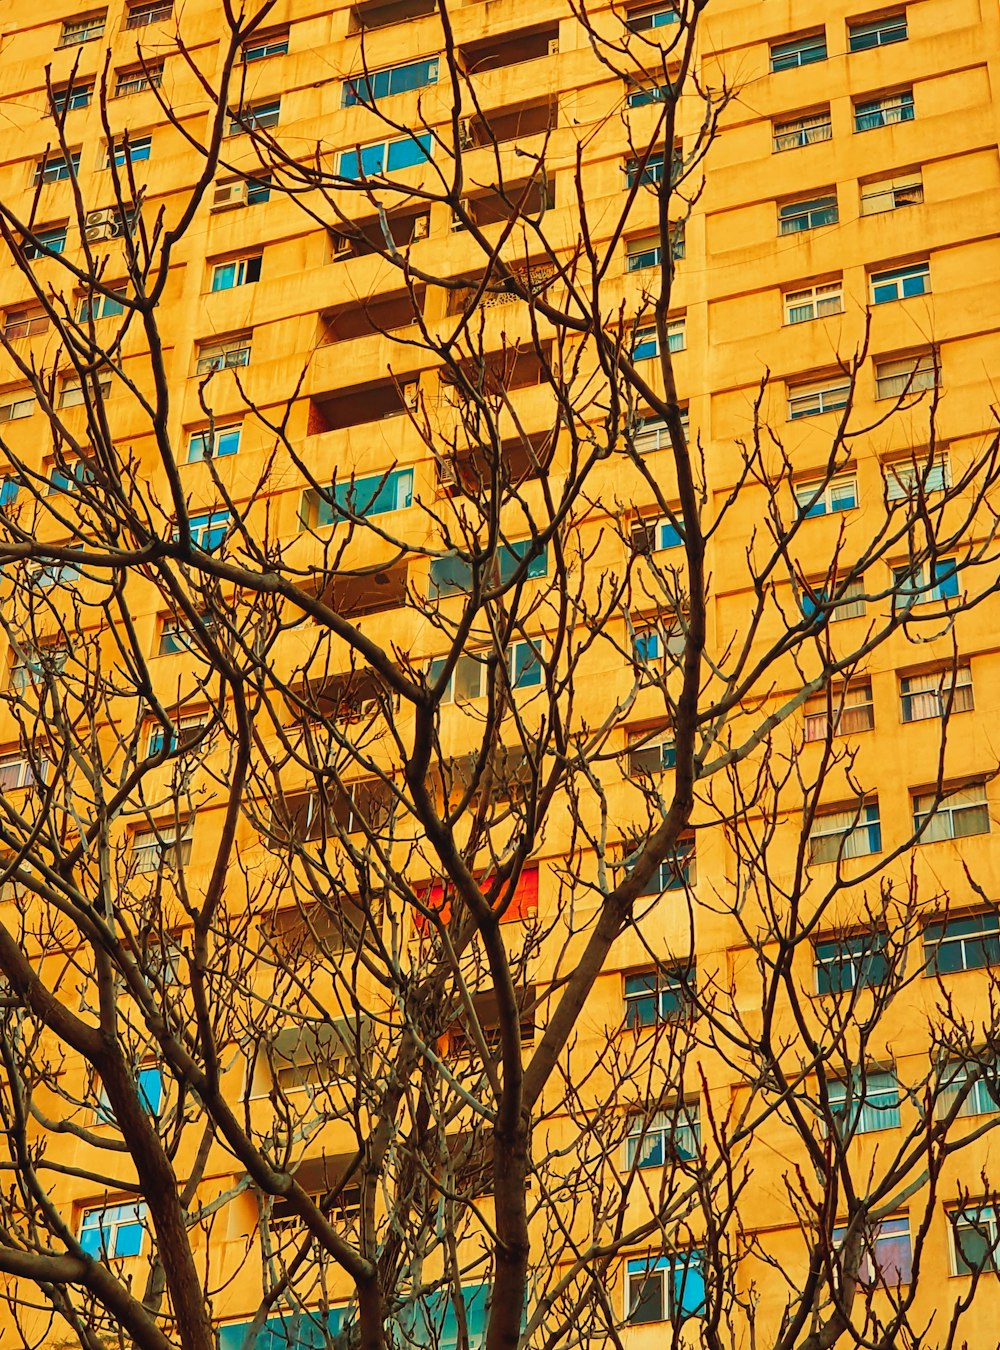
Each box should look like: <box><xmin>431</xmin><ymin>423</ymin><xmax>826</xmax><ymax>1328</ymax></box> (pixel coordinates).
<box><xmin>627</xmin><ymin>1252</ymin><xmax>706</xmax><ymax>1322</ymax></box>
<box><xmin>79</xmin><ymin>288</ymin><xmax>126</xmax><ymax>322</ymax></box>
<box><xmin>635</xmin><ymin>619</ymin><xmax>685</xmax><ymax>662</ymax></box>
<box><xmin>870</xmin><ymin>260</ymin><xmax>929</xmax><ymax>304</ymax></box>
<box><xmin>0</xmin><ymin>478</ymin><xmax>19</xmax><ymax>507</ymax></box>
<box><xmin>809</xmin><ymin>803</ymin><xmax>882</xmax><ymax>864</ymax></box>
<box><xmin>875</xmin><ymin>351</ymin><xmax>938</xmax><ymax>400</ymax></box>
<box><xmin>508</xmin><ymin>639</ymin><xmax>542</xmax><ymax>689</ymax></box>
<box><xmin>342</xmin><ymin>57</ymin><xmax>439</xmax><ymax>105</ymax></box>
<box><xmin>626</xmin><ymin>3</ymin><xmax>679</xmax><ymax>32</ymax></box>
<box><xmin>951</xmin><ymin>1204</ymin><xmax>1000</xmax><ymax>1275</ymax></box>
<box><xmin>320</xmin><ymin>468</ymin><xmax>414</xmax><ymax>521</ymax></box>
<box><xmin>629</xmin><ymin>835</ymin><xmax>696</xmax><ymax>893</ymax></box>
<box><xmin>108</xmin><ymin>136</ymin><xmax>152</xmax><ymax>167</ymax></box>
<box><xmin>770</xmin><ymin>32</ymin><xmax>827</xmax><ymax>70</ymax></box>
<box><xmin>147</xmin><ymin>711</ymin><xmax>209</xmax><ymax>756</ymax></box>
<box><xmin>924</xmin><ymin>912</ymin><xmax>999</xmax><ymax>973</ymax></box>
<box><xmin>624</xmin><ymin>968</ymin><xmax>695</xmax><ymax>1027</ymax></box>
<box><xmin>187</xmin><ymin>425</ymin><xmax>242</xmax><ymax>462</ymax></box>
<box><xmin>96</xmin><ymin>1065</ymin><xmax>164</xmax><ymax>1122</ymax></box>
<box><xmin>34</xmin><ymin>152</ymin><xmax>80</xmax><ymax>185</ymax></box>
<box><xmin>114</xmin><ymin>65</ymin><xmax>164</xmax><ymax>98</ymax></box>
<box><xmin>828</xmin><ymin>1069</ymin><xmax>900</xmax><ymax>1134</ymax></box>
<box><xmin>23</xmin><ymin>226</ymin><xmax>68</xmax><ymax>259</ymax></box>
<box><xmin>196</xmin><ymin>336</ymin><xmax>252</xmax><ymax>375</ymax></box>
<box><xmin>625</xmin><ymin>1102</ymin><xmax>700</xmax><ymax>1168</ymax></box>
<box><xmin>626</xmin><ymin>230</ymin><xmax>683</xmax><ymax>271</ymax></box>
<box><xmin>428</xmin><ymin>541</ymin><xmax>548</xmax><ymax>597</ymax></box>
<box><xmin>227</xmin><ymin>99</ymin><xmax>281</xmax><ymax>135</ymax></box>
<box><xmin>59</xmin><ymin>375</ymin><xmax>111</xmax><ymax>408</ymax></box>
<box><xmin>784</xmin><ymin>281</ymin><xmax>844</xmax><ymax>324</ymax></box>
<box><xmin>30</xmin><ymin>553</ymin><xmax>82</xmax><ymax>589</ymax></box>
<box><xmin>631</xmin><ymin>514</ymin><xmax>684</xmax><ymax>553</ymax></box>
<box><xmin>60</xmin><ymin>12</ymin><xmax>106</xmax><ymax>45</ymax></box>
<box><xmin>794</xmin><ymin>472</ymin><xmax>857</xmax><ymax>517</ymax></box>
<box><xmin>126</xmin><ymin>1</ymin><xmax>174</xmax><ymax>27</ymax></box>
<box><xmin>3</xmin><ymin>304</ymin><xmax>49</xmax><ymax>340</ymax></box>
<box><xmin>833</xmin><ymin>1217</ymin><xmax>912</xmax><ymax>1287</ymax></box>
<box><xmin>242</xmin><ymin>28</ymin><xmax>289</xmax><ymax>61</ymax></box>
<box><xmin>429</xmin><ymin>652</ymin><xmax>487</xmax><ymax>703</ymax></box>
<box><xmin>626</xmin><ymin>80</ymin><xmax>673</xmax><ymax>108</ymax></box>
<box><xmin>210</xmin><ymin>255</ymin><xmax>262</xmax><ymax>291</ymax></box>
<box><xmin>787</xmin><ymin>377</ymin><xmax>850</xmax><ymax>419</ymax></box>
<box><xmin>849</xmin><ymin>12</ymin><xmax>907</xmax><ymax>50</ymax></box>
<box><xmin>626</xmin><ymin>151</ymin><xmax>666</xmax><ymax>188</ymax></box>
<box><xmin>803</xmin><ymin>680</ymin><xmax>874</xmax><ymax>741</ymax></box>
<box><xmin>0</xmin><ymin>752</ymin><xmax>43</xmax><ymax>792</ymax></box>
<box><xmin>884</xmin><ymin>451</ymin><xmax>947</xmax><ymax>500</ymax></box>
<box><xmin>9</xmin><ymin>643</ymin><xmax>68</xmax><ymax>693</ymax></box>
<box><xmin>48</xmin><ymin>458</ymin><xmax>94</xmax><ymax>493</ymax></box>
<box><xmin>246</xmin><ymin>176</ymin><xmax>272</xmax><ymax>205</ymax></box>
<box><xmin>900</xmin><ymin>664</ymin><xmax>973</xmax><ymax>722</ymax></box>
<box><xmin>159</xmin><ymin>617</ymin><xmax>207</xmax><ymax>655</ymax></box>
<box><xmin>773</xmin><ymin>110</ymin><xmax>832</xmax><ymax>151</ymax></box>
<box><xmin>627</xmin><ymin>725</ymin><xmax>676</xmax><ymax>775</ymax></box>
<box><xmin>0</xmin><ymin>395</ymin><xmax>35</xmax><ymax>422</ymax></box>
<box><xmin>913</xmin><ymin>783</ymin><xmax>989</xmax><ymax>842</ymax></box>
<box><xmin>268</xmin><ymin>1019</ymin><xmax>367</xmax><ymax>1090</ymax></box>
<box><xmin>185</xmin><ymin>510</ymin><xmax>232</xmax><ymax>552</ymax></box>
<box><xmin>53</xmin><ymin>81</ymin><xmax>93</xmax><ymax>113</ymax></box>
<box><xmin>633</xmin><ymin>318</ymin><xmax>685</xmax><ymax>359</ymax></box>
<box><xmin>338</xmin><ymin>133</ymin><xmax>433</xmax><ymax>180</ymax></box>
<box><xmin>892</xmin><ymin>557</ymin><xmax>958</xmax><ymax>607</ymax></box>
<box><xmin>938</xmin><ymin>1060</ymin><xmax>1000</xmax><ymax>1118</ymax></box>
<box><xmin>860</xmin><ymin>171</ymin><xmax>923</xmax><ymax>215</ymax></box>
<box><xmin>815</xmin><ymin>931</ymin><xmax>888</xmax><ymax>993</ymax></box>
<box><xmin>779</xmin><ymin>194</ymin><xmax>838</xmax><ymax>234</ymax></box>
<box><xmin>855</xmin><ymin>88</ymin><xmax>914</xmax><ymax>131</ymax></box>
<box><xmin>79</xmin><ymin>1202</ymin><xmax>146</xmax><ymax>1258</ymax></box>
<box><xmin>218</xmin><ymin>1312</ymin><xmax>348</xmax><ymax>1350</ymax></box>
<box><xmin>131</xmin><ymin>820</ymin><xmax>193</xmax><ymax>873</ymax></box>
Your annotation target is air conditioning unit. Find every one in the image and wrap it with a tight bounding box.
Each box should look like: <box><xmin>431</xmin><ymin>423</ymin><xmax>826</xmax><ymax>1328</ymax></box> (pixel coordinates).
<box><xmin>411</xmin><ymin>214</ymin><xmax>430</xmax><ymax>241</ymax></box>
<box><xmin>211</xmin><ymin>180</ymin><xmax>249</xmax><ymax>211</ymax></box>
<box><xmin>548</xmin><ymin>37</ymin><xmax>560</xmax><ymax>54</ymax></box>
<box><xmin>83</xmin><ymin>208</ymin><xmax>120</xmax><ymax>243</ymax></box>
<box><xmin>457</xmin><ymin>118</ymin><xmax>474</xmax><ymax>150</ymax></box>
<box><xmin>435</xmin><ymin>457</ymin><xmax>459</xmax><ymax>490</ymax></box>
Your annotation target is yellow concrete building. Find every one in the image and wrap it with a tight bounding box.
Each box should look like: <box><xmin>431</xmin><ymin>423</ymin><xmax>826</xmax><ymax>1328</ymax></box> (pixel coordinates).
<box><xmin>0</xmin><ymin>0</ymin><xmax>999</xmax><ymax>1347</ymax></box>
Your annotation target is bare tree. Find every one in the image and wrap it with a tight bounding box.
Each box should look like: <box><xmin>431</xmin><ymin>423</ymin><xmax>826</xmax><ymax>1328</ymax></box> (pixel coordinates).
<box><xmin>0</xmin><ymin>2</ymin><xmax>997</xmax><ymax>1350</ymax></box>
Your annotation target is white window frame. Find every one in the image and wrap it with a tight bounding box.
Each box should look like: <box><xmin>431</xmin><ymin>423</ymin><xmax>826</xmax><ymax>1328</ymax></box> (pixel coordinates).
<box><xmin>626</xmin><ymin>725</ymin><xmax>676</xmax><ymax>775</ymax></box>
<box><xmin>196</xmin><ymin>336</ymin><xmax>252</xmax><ymax>375</ymax></box>
<box><xmin>114</xmin><ymin>66</ymin><xmax>163</xmax><ymax>98</ymax></box>
<box><xmin>78</xmin><ymin>1202</ymin><xmax>147</xmax><ymax>1258</ymax></box>
<box><xmin>875</xmin><ymin>352</ymin><xmax>938</xmax><ymax>400</ymax></box>
<box><xmin>428</xmin><ymin>652</ymin><xmax>487</xmax><ymax>703</ymax></box>
<box><xmin>938</xmin><ymin>1060</ymin><xmax>1000</xmax><ymax>1119</ymax></box>
<box><xmin>883</xmin><ymin>451</ymin><xmax>948</xmax><ymax>500</ymax></box>
<box><xmin>803</xmin><ymin>680</ymin><xmax>874</xmax><ymax>742</ymax></box>
<box><xmin>828</xmin><ymin>1069</ymin><xmax>900</xmax><ymax>1134</ymax></box>
<box><xmin>131</xmin><ymin>819</ymin><xmax>193</xmax><ymax>873</ymax></box>
<box><xmin>794</xmin><ymin>472</ymin><xmax>857</xmax><ymax>517</ymax></box>
<box><xmin>787</xmin><ymin>378</ymin><xmax>851</xmax><ymax>419</ymax></box>
<box><xmin>772</xmin><ymin>110</ymin><xmax>832</xmax><ymax>152</ymax></box>
<box><xmin>854</xmin><ymin>88</ymin><xmax>914</xmax><ymax>131</ymax></box>
<box><xmin>913</xmin><ymin>783</ymin><xmax>990</xmax><ymax>843</ymax></box>
<box><xmin>951</xmin><ymin>1204</ymin><xmax>1000</xmax><ymax>1276</ymax></box>
<box><xmin>892</xmin><ymin>558</ymin><xmax>958</xmax><ymax>607</ymax></box>
<box><xmin>769</xmin><ymin>32</ymin><xmax>827</xmax><ymax>71</ymax></box>
<box><xmin>860</xmin><ymin>173</ymin><xmax>923</xmax><ymax>215</ymax></box>
<box><xmin>784</xmin><ymin>280</ymin><xmax>844</xmax><ymax>324</ymax></box>
<box><xmin>899</xmin><ymin>664</ymin><xmax>973</xmax><ymax>722</ymax></box>
<box><xmin>624</xmin><ymin>1101</ymin><xmax>699</xmax><ymax>1168</ymax></box>
<box><xmin>0</xmin><ymin>752</ymin><xmax>43</xmax><ymax>792</ymax></box>
<box><xmin>61</xmin><ymin>12</ymin><xmax>106</xmax><ymax>45</ymax></box>
<box><xmin>0</xmin><ymin>396</ymin><xmax>35</xmax><ymax>422</ymax></box>
<box><xmin>227</xmin><ymin>99</ymin><xmax>282</xmax><ymax>136</ymax></box>
<box><xmin>187</xmin><ymin>425</ymin><xmax>242</xmax><ymax>462</ymax></box>
<box><xmin>808</xmin><ymin>803</ymin><xmax>881</xmax><ymax>863</ymax></box>
<box><xmin>870</xmin><ymin>260</ymin><xmax>929</xmax><ymax>304</ymax></box>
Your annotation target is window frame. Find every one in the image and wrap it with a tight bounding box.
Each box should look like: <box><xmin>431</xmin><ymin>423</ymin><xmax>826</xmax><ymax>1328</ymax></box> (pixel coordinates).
<box><xmin>912</xmin><ymin>782</ymin><xmax>990</xmax><ymax>843</ymax></box>
<box><xmin>900</xmin><ymin>664</ymin><xmax>973</xmax><ymax>723</ymax></box>
<box><xmin>849</xmin><ymin>12</ymin><xmax>908</xmax><ymax>51</ymax></box>
<box><xmin>951</xmin><ymin>1204</ymin><xmax>1000</xmax><ymax>1276</ymax></box>
<box><xmin>874</xmin><ymin>351</ymin><xmax>938</xmax><ymax>400</ymax></box>
<box><xmin>227</xmin><ymin>98</ymin><xmax>282</xmax><ymax>136</ymax></box>
<box><xmin>772</xmin><ymin>109</ymin><xmax>833</xmax><ymax>152</ymax></box>
<box><xmin>338</xmin><ymin>133</ymin><xmax>434</xmax><ymax>180</ymax></box>
<box><xmin>808</xmin><ymin>803</ymin><xmax>882</xmax><ymax>865</ymax></box>
<box><xmin>186</xmin><ymin>424</ymin><xmax>242</xmax><ymax>462</ymax></box>
<box><xmin>78</xmin><ymin>1201</ymin><xmax>147</xmax><ymax>1258</ymax></box>
<box><xmin>210</xmin><ymin>254</ymin><xmax>263</xmax><ymax>291</ymax></box>
<box><xmin>892</xmin><ymin>557</ymin><xmax>959</xmax><ymax>607</ymax></box>
<box><xmin>626</xmin><ymin>1251</ymin><xmax>706</xmax><ymax>1322</ymax></box>
<box><xmin>833</xmin><ymin>1216</ymin><xmax>913</xmax><ymax>1287</ymax></box>
<box><xmin>794</xmin><ymin>472</ymin><xmax>858</xmax><ymax>517</ymax></box>
<box><xmin>778</xmin><ymin>194</ymin><xmax>839</xmax><ymax>235</ymax></box>
<box><xmin>803</xmin><ymin>679</ymin><xmax>874</xmax><ymax>741</ymax></box>
<box><xmin>624</xmin><ymin>967</ymin><xmax>696</xmax><ymax>1027</ymax></box>
<box><xmin>60</xmin><ymin>12</ymin><xmax>107</xmax><ymax>46</ymax></box>
<box><xmin>625</xmin><ymin>1100</ymin><xmax>700</xmax><ymax>1168</ymax></box>
<box><xmin>241</xmin><ymin>28</ymin><xmax>290</xmax><ymax>61</ymax></box>
<box><xmin>342</xmin><ymin>56</ymin><xmax>440</xmax><ymax>106</ymax></box>
<box><xmin>625</xmin><ymin>3</ymin><xmax>679</xmax><ymax>32</ymax></box>
<box><xmin>784</xmin><ymin>280</ymin><xmax>844</xmax><ymax>324</ymax></box>
<box><xmin>870</xmin><ymin>259</ymin><xmax>929</xmax><ymax>304</ymax></box>
<box><xmin>815</xmin><ymin>930</ymin><xmax>889</xmax><ymax>994</ymax></box>
<box><xmin>131</xmin><ymin>818</ymin><xmax>193</xmax><ymax>873</ymax></box>
<box><xmin>770</xmin><ymin>31</ymin><xmax>827</xmax><ymax>71</ymax></box>
<box><xmin>114</xmin><ymin>65</ymin><xmax>164</xmax><ymax>98</ymax></box>
<box><xmin>860</xmin><ymin>172</ymin><xmax>923</xmax><ymax>215</ymax></box>
<box><xmin>854</xmin><ymin>88</ymin><xmax>915</xmax><ymax>132</ymax></box>
<box><xmin>787</xmin><ymin>377</ymin><xmax>851</xmax><ymax>419</ymax></box>
<box><xmin>195</xmin><ymin>336</ymin><xmax>252</xmax><ymax>376</ymax></box>
<box><xmin>827</xmin><ymin>1068</ymin><xmax>901</xmax><ymax>1134</ymax></box>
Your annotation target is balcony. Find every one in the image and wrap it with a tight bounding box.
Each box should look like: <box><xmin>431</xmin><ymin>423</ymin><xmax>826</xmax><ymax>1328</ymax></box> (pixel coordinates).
<box><xmin>323</xmin><ymin>287</ymin><xmax>425</xmax><ymax>344</ymax></box>
<box><xmin>460</xmin><ymin>25</ymin><xmax>559</xmax><ymax>76</ymax></box>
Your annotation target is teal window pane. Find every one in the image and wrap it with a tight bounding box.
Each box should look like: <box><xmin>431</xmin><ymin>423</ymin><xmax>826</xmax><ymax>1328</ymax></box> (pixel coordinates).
<box><xmin>430</xmin><ymin>554</ymin><xmax>473</xmax><ymax>596</ymax></box>
<box><xmin>511</xmin><ymin>642</ymin><xmax>541</xmax><ymax>688</ymax></box>
<box><xmin>137</xmin><ymin>1066</ymin><xmax>163</xmax><ymax>1115</ymax></box>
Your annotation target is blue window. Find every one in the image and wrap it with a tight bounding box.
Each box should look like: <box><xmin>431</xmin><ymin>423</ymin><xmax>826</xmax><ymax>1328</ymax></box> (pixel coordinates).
<box><xmin>342</xmin><ymin>57</ymin><xmax>439</xmax><ymax>106</ymax></box>
<box><xmin>893</xmin><ymin>558</ymin><xmax>959</xmax><ymax>607</ymax></box>
<box><xmin>626</xmin><ymin>152</ymin><xmax>665</xmax><ymax>187</ymax></box>
<box><xmin>626</xmin><ymin>4</ymin><xmax>679</xmax><ymax>33</ymax></box>
<box><xmin>53</xmin><ymin>82</ymin><xmax>93</xmax><ymax>112</ymax></box>
<box><xmin>330</xmin><ymin>468</ymin><xmax>414</xmax><ymax>520</ymax></box>
<box><xmin>186</xmin><ymin>510</ymin><xmax>232</xmax><ymax>552</ymax></box>
<box><xmin>849</xmin><ymin>14</ymin><xmax>907</xmax><ymax>51</ymax></box>
<box><xmin>627</xmin><ymin>83</ymin><xmax>671</xmax><ymax>108</ymax></box>
<box><xmin>809</xmin><ymin>804</ymin><xmax>882</xmax><ymax>864</ymax></box>
<box><xmin>629</xmin><ymin>836</ymin><xmax>695</xmax><ymax>894</ymax></box>
<box><xmin>218</xmin><ymin>1309</ymin><xmax>346</xmax><ymax>1350</ymax></box>
<box><xmin>49</xmin><ymin>459</ymin><xmax>94</xmax><ymax>494</ymax></box>
<box><xmin>228</xmin><ymin>100</ymin><xmax>281</xmax><ymax>135</ymax></box>
<box><xmin>0</xmin><ymin>479</ymin><xmax>19</xmax><ymax>506</ymax></box>
<box><xmin>870</xmin><ymin>261</ymin><xmax>929</xmax><ymax>304</ymax></box>
<box><xmin>188</xmin><ymin>425</ymin><xmax>241</xmax><ymax>462</ymax></box>
<box><xmin>137</xmin><ymin>1066</ymin><xmax>163</xmax><ymax>1114</ymax></box>
<box><xmin>854</xmin><ymin>90</ymin><xmax>914</xmax><ymax>131</ymax></box>
<box><xmin>624</xmin><ymin>969</ymin><xmax>694</xmax><ymax>1026</ymax></box>
<box><xmin>770</xmin><ymin>32</ymin><xmax>827</xmax><ymax>70</ymax></box>
<box><xmin>403</xmin><ymin>1284</ymin><xmax>489</xmax><ymax>1350</ymax></box>
<box><xmin>779</xmin><ymin>195</ymin><xmax>838</xmax><ymax>234</ymax></box>
<box><xmin>25</xmin><ymin>226</ymin><xmax>68</xmax><ymax>259</ymax></box>
<box><xmin>338</xmin><ymin>134</ymin><xmax>433</xmax><ymax>180</ymax></box>
<box><xmin>924</xmin><ymin>912</ymin><xmax>1000</xmax><ymax>974</ymax></box>
<box><xmin>79</xmin><ymin>1202</ymin><xmax>147</xmax><ymax>1259</ymax></box>
<box><xmin>815</xmin><ymin>931</ymin><xmax>888</xmax><ymax>994</ymax></box>
<box><xmin>242</xmin><ymin>31</ymin><xmax>289</xmax><ymax>62</ymax></box>
<box><xmin>35</xmin><ymin>152</ymin><xmax>81</xmax><ymax>184</ymax></box>
<box><xmin>656</xmin><ymin>520</ymin><xmax>683</xmax><ymax>549</ymax></box>
<box><xmin>211</xmin><ymin>255</ymin><xmax>262</xmax><ymax>291</ymax></box>
<box><xmin>627</xmin><ymin>1251</ymin><xmax>706</xmax><ymax>1322</ymax></box>
<box><xmin>508</xmin><ymin>640</ymin><xmax>542</xmax><ymax>689</ymax></box>
<box><xmin>794</xmin><ymin>474</ymin><xmax>858</xmax><ymax>517</ymax></box>
<box><xmin>633</xmin><ymin>328</ymin><xmax>658</xmax><ymax>361</ymax></box>
<box><xmin>79</xmin><ymin>290</ymin><xmax>126</xmax><ymax>322</ymax></box>
<box><xmin>109</xmin><ymin>136</ymin><xmax>151</xmax><ymax>167</ymax></box>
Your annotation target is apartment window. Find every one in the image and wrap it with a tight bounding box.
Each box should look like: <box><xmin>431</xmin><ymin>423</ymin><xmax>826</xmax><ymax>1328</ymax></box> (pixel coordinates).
<box><xmin>319</xmin><ymin>468</ymin><xmax>414</xmax><ymax>522</ymax></box>
<box><xmin>828</xmin><ymin>1070</ymin><xmax>900</xmax><ymax>1134</ymax></box>
<box><xmin>187</xmin><ymin>425</ymin><xmax>242</xmax><ymax>462</ymax></box>
<box><xmin>631</xmin><ymin>514</ymin><xmax>684</xmax><ymax>553</ymax></box>
<box><xmin>938</xmin><ymin>1060</ymin><xmax>1000</xmax><ymax>1118</ymax></box>
<box><xmin>784</xmin><ymin>280</ymin><xmax>844</xmax><ymax>324</ymax></box>
<box><xmin>0</xmin><ymin>752</ymin><xmax>42</xmax><ymax>792</ymax></box>
<box><xmin>913</xmin><ymin>783</ymin><xmax>989</xmax><ymax>843</ymax></box>
<box><xmin>196</xmin><ymin>335</ymin><xmax>252</xmax><ymax>375</ymax></box>
<box><xmin>185</xmin><ymin>510</ymin><xmax>232</xmax><ymax>552</ymax></box>
<box><xmin>0</xmin><ymin>395</ymin><xmax>35</xmax><ymax>422</ymax></box>
<box><xmin>778</xmin><ymin>194</ymin><xmax>838</xmax><ymax>234</ymax></box>
<box><xmin>79</xmin><ymin>288</ymin><xmax>126</xmax><ymax>322</ymax></box>
<box><xmin>626</xmin><ymin>3</ymin><xmax>679</xmax><ymax>32</ymax></box>
<box><xmin>3</xmin><ymin>304</ymin><xmax>49</xmax><ymax>340</ymax></box>
<box><xmin>626</xmin><ymin>151</ymin><xmax>667</xmax><ymax>188</ymax></box>
<box><xmin>892</xmin><ymin>558</ymin><xmax>959</xmax><ymax>607</ymax></box>
<box><xmin>60</xmin><ymin>12</ymin><xmax>106</xmax><ymax>45</ymax></box>
<box><xmin>900</xmin><ymin>664</ymin><xmax>973</xmax><ymax>722</ymax></box>
<box><xmin>770</xmin><ymin>32</ymin><xmax>827</xmax><ymax>70</ymax></box>
<box><xmin>242</xmin><ymin>28</ymin><xmax>289</xmax><ymax>61</ymax></box>
<box><xmin>0</xmin><ymin>479</ymin><xmax>19</xmax><ymax>507</ymax></box>
<box><xmin>53</xmin><ymin>81</ymin><xmax>93</xmax><ymax>113</ymax></box>
<box><xmin>860</xmin><ymin>171</ymin><xmax>923</xmax><ymax>215</ymax></box>
<box><xmin>870</xmin><ymin>260</ymin><xmax>929</xmax><ymax>303</ymax></box>
<box><xmin>626</xmin><ymin>724</ymin><xmax>676</xmax><ymax>775</ymax></box>
<box><xmin>23</xmin><ymin>226</ymin><xmax>68</xmax><ymax>259</ymax></box>
<box><xmin>428</xmin><ymin>541</ymin><xmax>548</xmax><ymax>597</ymax></box>
<box><xmin>59</xmin><ymin>375</ymin><xmax>111</xmax><ymax>408</ymax></box>
<box><xmin>507</xmin><ymin>639</ymin><xmax>542</xmax><ymax>690</ymax></box>
<box><xmin>875</xmin><ymin>352</ymin><xmax>937</xmax><ymax>400</ymax></box>
<box><xmin>48</xmin><ymin>458</ymin><xmax>94</xmax><ymax>493</ymax></box>
<box><xmin>625</xmin><ymin>1102</ymin><xmax>700</xmax><ymax>1168</ymax></box>
<box><xmin>227</xmin><ymin>99</ymin><xmax>281</xmax><ymax>135</ymax></box>
<box><xmin>773</xmin><ymin>110</ymin><xmax>832</xmax><ymax>152</ymax></box>
<box><xmin>126</xmin><ymin>1</ymin><xmax>174</xmax><ymax>27</ymax></box>
<box><xmin>342</xmin><ymin>57</ymin><xmax>439</xmax><ymax>106</ymax></box>
<box><xmin>794</xmin><ymin>472</ymin><xmax>857</xmax><ymax>518</ymax></box>
<box><xmin>624</xmin><ymin>968</ymin><xmax>695</xmax><ymax>1027</ymax></box>
<box><xmin>159</xmin><ymin>617</ymin><xmax>201</xmax><ymax>655</ymax></box>
<box><xmin>627</xmin><ymin>236</ymin><xmax>662</xmax><ymax>271</ymax></box>
<box><xmin>627</xmin><ymin>1252</ymin><xmax>706</xmax><ymax>1322</ymax></box>
<box><xmin>809</xmin><ymin>803</ymin><xmax>882</xmax><ymax>865</ymax></box>
<box><xmin>428</xmin><ymin>652</ymin><xmax>487</xmax><ymax>703</ymax></box>
<box><xmin>108</xmin><ymin>136</ymin><xmax>152</xmax><ymax>167</ymax></box>
<box><xmin>833</xmin><ymin>1217</ymin><xmax>912</xmax><ymax>1287</ymax></box>
<box><xmin>30</xmin><ymin>553</ymin><xmax>82</xmax><ymax>589</ymax></box>
<box><xmin>635</xmin><ymin>620</ymin><xmax>684</xmax><ymax>662</ymax></box>
<box><xmin>147</xmin><ymin>711</ymin><xmax>209</xmax><ymax>756</ymax></box>
<box><xmin>854</xmin><ymin>89</ymin><xmax>914</xmax><ymax>131</ymax></box>
<box><xmin>629</xmin><ymin>833</ymin><xmax>696</xmax><ymax>894</ymax></box>
<box><xmin>925</xmin><ymin>911</ymin><xmax>999</xmax><ymax>974</ymax></box>
<box><xmin>96</xmin><ymin>1065</ymin><xmax>164</xmax><ymax>1122</ymax></box>
<box><xmin>115</xmin><ymin>65</ymin><xmax>164</xmax><ymax>98</ymax></box>
<box><xmin>633</xmin><ymin>318</ymin><xmax>685</xmax><ymax>360</ymax></box>
<box><xmin>884</xmin><ymin>451</ymin><xmax>947</xmax><ymax>500</ymax></box>
<box><xmin>131</xmin><ymin>819</ymin><xmax>193</xmax><ymax>873</ymax></box>
<box><xmin>815</xmin><ymin>931</ymin><xmax>888</xmax><ymax>994</ymax></box>
<box><xmin>338</xmin><ymin>133</ymin><xmax>433</xmax><ymax>180</ymax></box>
<box><xmin>210</xmin><ymin>255</ymin><xmax>262</xmax><ymax>291</ymax></box>
<box><xmin>803</xmin><ymin>680</ymin><xmax>874</xmax><ymax>741</ymax></box>
<box><xmin>849</xmin><ymin>12</ymin><xmax>908</xmax><ymax>51</ymax></box>
<box><xmin>632</xmin><ymin>414</ymin><xmax>673</xmax><ymax>454</ymax></box>
<box><xmin>626</xmin><ymin>81</ymin><xmax>673</xmax><ymax>108</ymax></box>
<box><xmin>79</xmin><ymin>1202</ymin><xmax>146</xmax><ymax>1258</ymax></box>
<box><xmin>35</xmin><ymin>152</ymin><xmax>80</xmax><ymax>185</ymax></box>
<box><xmin>246</xmin><ymin>177</ymin><xmax>271</xmax><ymax>204</ymax></box>
<box><xmin>951</xmin><ymin>1204</ymin><xmax>1000</xmax><ymax>1275</ymax></box>
<box><xmin>787</xmin><ymin>376</ymin><xmax>850</xmax><ymax>419</ymax></box>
